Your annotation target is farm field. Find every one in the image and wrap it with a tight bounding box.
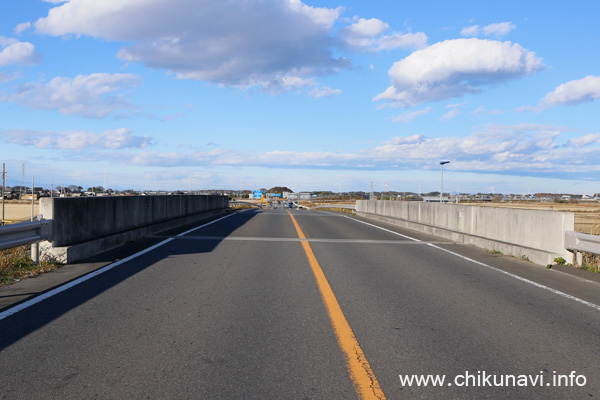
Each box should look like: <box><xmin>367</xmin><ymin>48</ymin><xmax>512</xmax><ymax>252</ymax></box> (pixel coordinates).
<box><xmin>1</xmin><ymin>201</ymin><xmax>40</xmax><ymax>224</ymax></box>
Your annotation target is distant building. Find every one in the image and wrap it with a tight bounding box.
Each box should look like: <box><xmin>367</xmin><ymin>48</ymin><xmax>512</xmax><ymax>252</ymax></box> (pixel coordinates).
<box><xmin>286</xmin><ymin>192</ymin><xmax>311</xmax><ymax>201</ymax></box>
<box><xmin>422</xmin><ymin>196</ymin><xmax>450</xmax><ymax>203</ymax></box>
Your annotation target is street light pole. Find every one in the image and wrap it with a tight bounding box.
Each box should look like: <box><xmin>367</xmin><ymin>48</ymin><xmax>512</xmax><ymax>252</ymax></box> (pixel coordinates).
<box><xmin>440</xmin><ymin>161</ymin><xmax>450</xmax><ymax>203</ymax></box>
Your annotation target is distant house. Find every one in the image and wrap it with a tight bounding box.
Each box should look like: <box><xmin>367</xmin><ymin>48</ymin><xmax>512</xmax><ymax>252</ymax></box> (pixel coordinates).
<box><xmin>422</xmin><ymin>196</ymin><xmax>450</xmax><ymax>203</ymax></box>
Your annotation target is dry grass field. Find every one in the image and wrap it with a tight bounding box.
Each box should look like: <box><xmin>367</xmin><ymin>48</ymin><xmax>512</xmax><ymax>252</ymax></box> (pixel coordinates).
<box><xmin>467</xmin><ymin>202</ymin><xmax>600</xmax><ymax>234</ymax></box>
<box><xmin>1</xmin><ymin>200</ymin><xmax>40</xmax><ymax>224</ymax></box>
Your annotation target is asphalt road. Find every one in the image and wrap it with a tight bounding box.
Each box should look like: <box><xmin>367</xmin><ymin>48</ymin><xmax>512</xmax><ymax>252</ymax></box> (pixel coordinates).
<box><xmin>1</xmin><ymin>208</ymin><xmax>600</xmax><ymax>399</ymax></box>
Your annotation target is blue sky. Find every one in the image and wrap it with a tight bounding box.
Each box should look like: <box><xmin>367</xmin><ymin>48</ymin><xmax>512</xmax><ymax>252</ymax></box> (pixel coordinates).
<box><xmin>1</xmin><ymin>0</ymin><xmax>599</xmax><ymax>194</ymax></box>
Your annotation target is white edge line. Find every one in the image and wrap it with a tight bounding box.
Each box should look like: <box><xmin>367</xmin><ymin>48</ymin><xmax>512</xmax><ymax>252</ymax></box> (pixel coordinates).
<box><xmin>0</xmin><ymin>213</ymin><xmax>236</xmax><ymax>321</ymax></box>
<box><xmin>343</xmin><ymin>214</ymin><xmax>600</xmax><ymax>312</ymax></box>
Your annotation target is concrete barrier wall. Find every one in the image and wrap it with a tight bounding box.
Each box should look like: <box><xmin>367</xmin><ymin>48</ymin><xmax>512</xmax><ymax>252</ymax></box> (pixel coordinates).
<box><xmin>356</xmin><ymin>200</ymin><xmax>575</xmax><ymax>265</ymax></box>
<box><xmin>40</xmin><ymin>195</ymin><xmax>228</xmax><ymax>247</ymax></box>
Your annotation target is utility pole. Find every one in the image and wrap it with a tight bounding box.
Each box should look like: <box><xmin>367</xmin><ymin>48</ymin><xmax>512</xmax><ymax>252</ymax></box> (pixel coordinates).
<box><xmin>2</xmin><ymin>163</ymin><xmax>5</xmax><ymax>225</ymax></box>
<box><xmin>31</xmin><ymin>176</ymin><xmax>39</xmax><ymax>263</ymax></box>
<box><xmin>31</xmin><ymin>176</ymin><xmax>34</xmax><ymax>221</ymax></box>
<box><xmin>21</xmin><ymin>161</ymin><xmax>25</xmax><ymax>199</ymax></box>
<box><xmin>370</xmin><ymin>178</ymin><xmax>374</xmax><ymax>200</ymax></box>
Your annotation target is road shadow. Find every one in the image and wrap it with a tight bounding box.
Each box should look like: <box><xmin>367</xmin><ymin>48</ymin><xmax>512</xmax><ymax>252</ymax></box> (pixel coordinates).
<box><xmin>0</xmin><ymin>210</ymin><xmax>260</xmax><ymax>351</ymax></box>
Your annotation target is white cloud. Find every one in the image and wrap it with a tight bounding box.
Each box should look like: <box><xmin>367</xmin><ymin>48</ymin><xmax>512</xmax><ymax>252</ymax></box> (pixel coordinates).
<box><xmin>0</xmin><ymin>70</ymin><xmax>23</xmax><ymax>83</ymax></box>
<box><xmin>370</xmin><ymin>124</ymin><xmax>569</xmax><ymax>171</ymax></box>
<box><xmin>340</xmin><ymin>17</ymin><xmax>427</xmax><ymax>51</ymax></box>
<box><xmin>440</xmin><ymin>108</ymin><xmax>459</xmax><ymax>121</ymax></box>
<box><xmin>461</xmin><ymin>25</ymin><xmax>481</xmax><ymax>37</ymax></box>
<box><xmin>262</xmin><ymin>76</ymin><xmax>317</xmax><ymax>95</ymax></box>
<box><xmin>374</xmin><ymin>38</ymin><xmax>543</xmax><ymax>108</ymax></box>
<box><xmin>81</xmin><ymin>124</ymin><xmax>600</xmax><ymax>180</ymax></box>
<box><xmin>540</xmin><ymin>75</ymin><xmax>600</xmax><ymax>107</ymax></box>
<box><xmin>461</xmin><ymin>22</ymin><xmax>516</xmax><ymax>38</ymax></box>
<box><xmin>345</xmin><ymin>18</ymin><xmax>389</xmax><ymax>38</ymax></box>
<box><xmin>392</xmin><ymin>107</ymin><xmax>431</xmax><ymax>123</ymax></box>
<box><xmin>473</xmin><ymin>106</ymin><xmax>485</xmax><ymax>115</ymax></box>
<box><xmin>0</xmin><ymin>128</ymin><xmax>152</xmax><ymax>150</ymax></box>
<box><xmin>161</xmin><ymin>112</ymin><xmax>185</xmax><ymax>122</ymax></box>
<box><xmin>0</xmin><ymin>36</ymin><xmax>41</xmax><ymax>67</ymax></box>
<box><xmin>483</xmin><ymin>22</ymin><xmax>516</xmax><ymax>37</ymax></box>
<box><xmin>446</xmin><ymin>101</ymin><xmax>467</xmax><ymax>109</ymax></box>
<box><xmin>14</xmin><ymin>22</ymin><xmax>32</xmax><ymax>35</ymax></box>
<box><xmin>568</xmin><ymin>133</ymin><xmax>600</xmax><ymax>148</ymax></box>
<box><xmin>3</xmin><ymin>73</ymin><xmax>142</xmax><ymax>118</ymax></box>
<box><xmin>35</xmin><ymin>0</ymin><xmax>349</xmax><ymax>91</ymax></box>
<box><xmin>374</xmin><ymin>32</ymin><xmax>428</xmax><ymax>51</ymax></box>
<box><xmin>308</xmin><ymin>86</ymin><xmax>342</xmax><ymax>98</ymax></box>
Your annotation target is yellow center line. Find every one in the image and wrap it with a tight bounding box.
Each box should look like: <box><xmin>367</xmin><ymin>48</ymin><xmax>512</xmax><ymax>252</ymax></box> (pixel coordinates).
<box><xmin>287</xmin><ymin>210</ymin><xmax>386</xmax><ymax>400</ymax></box>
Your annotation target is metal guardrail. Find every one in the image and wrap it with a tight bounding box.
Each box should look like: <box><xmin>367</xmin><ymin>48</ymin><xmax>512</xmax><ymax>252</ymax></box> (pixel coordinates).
<box><xmin>0</xmin><ymin>220</ymin><xmax>53</xmax><ymax>251</ymax></box>
<box><xmin>565</xmin><ymin>231</ymin><xmax>600</xmax><ymax>255</ymax></box>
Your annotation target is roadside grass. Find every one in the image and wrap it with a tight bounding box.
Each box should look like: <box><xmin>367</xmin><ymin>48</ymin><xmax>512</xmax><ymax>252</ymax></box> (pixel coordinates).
<box><xmin>580</xmin><ymin>252</ymin><xmax>600</xmax><ymax>274</ymax></box>
<box><xmin>575</xmin><ymin>216</ymin><xmax>600</xmax><ymax>273</ymax></box>
<box><xmin>0</xmin><ymin>245</ymin><xmax>63</xmax><ymax>287</ymax></box>
<box><xmin>322</xmin><ymin>207</ymin><xmax>354</xmax><ymax>214</ymax></box>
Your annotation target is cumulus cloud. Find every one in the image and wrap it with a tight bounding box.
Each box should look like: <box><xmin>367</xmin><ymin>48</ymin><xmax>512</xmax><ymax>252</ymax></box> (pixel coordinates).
<box><xmin>34</xmin><ymin>0</ymin><xmax>350</xmax><ymax>91</ymax></box>
<box><xmin>540</xmin><ymin>75</ymin><xmax>600</xmax><ymax>107</ymax></box>
<box><xmin>340</xmin><ymin>17</ymin><xmax>427</xmax><ymax>51</ymax></box>
<box><xmin>87</xmin><ymin>124</ymin><xmax>600</xmax><ymax>179</ymax></box>
<box><xmin>461</xmin><ymin>22</ymin><xmax>516</xmax><ymax>37</ymax></box>
<box><xmin>0</xmin><ymin>36</ymin><xmax>41</xmax><ymax>67</ymax></box>
<box><xmin>369</xmin><ymin>124</ymin><xmax>572</xmax><ymax>171</ymax></box>
<box><xmin>0</xmin><ymin>128</ymin><xmax>152</xmax><ymax>150</ymax></box>
<box><xmin>2</xmin><ymin>73</ymin><xmax>142</xmax><ymax>118</ymax></box>
<box><xmin>374</xmin><ymin>38</ymin><xmax>543</xmax><ymax>108</ymax></box>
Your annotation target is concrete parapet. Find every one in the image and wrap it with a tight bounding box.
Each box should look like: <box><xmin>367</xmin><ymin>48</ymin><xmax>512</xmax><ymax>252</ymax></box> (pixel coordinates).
<box><xmin>356</xmin><ymin>200</ymin><xmax>575</xmax><ymax>266</ymax></box>
<box><xmin>39</xmin><ymin>195</ymin><xmax>228</xmax><ymax>263</ymax></box>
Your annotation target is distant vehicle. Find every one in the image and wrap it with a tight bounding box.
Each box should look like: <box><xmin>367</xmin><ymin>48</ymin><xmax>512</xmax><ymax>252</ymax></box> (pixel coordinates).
<box><xmin>288</xmin><ymin>202</ymin><xmax>294</xmax><ymax>209</ymax></box>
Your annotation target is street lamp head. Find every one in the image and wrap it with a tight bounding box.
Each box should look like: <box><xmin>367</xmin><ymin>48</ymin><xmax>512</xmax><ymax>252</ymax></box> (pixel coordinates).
<box><xmin>440</xmin><ymin>161</ymin><xmax>450</xmax><ymax>165</ymax></box>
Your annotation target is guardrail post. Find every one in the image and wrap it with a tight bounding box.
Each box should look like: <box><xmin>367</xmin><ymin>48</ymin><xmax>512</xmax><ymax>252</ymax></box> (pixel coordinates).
<box><xmin>31</xmin><ymin>242</ymin><xmax>39</xmax><ymax>264</ymax></box>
